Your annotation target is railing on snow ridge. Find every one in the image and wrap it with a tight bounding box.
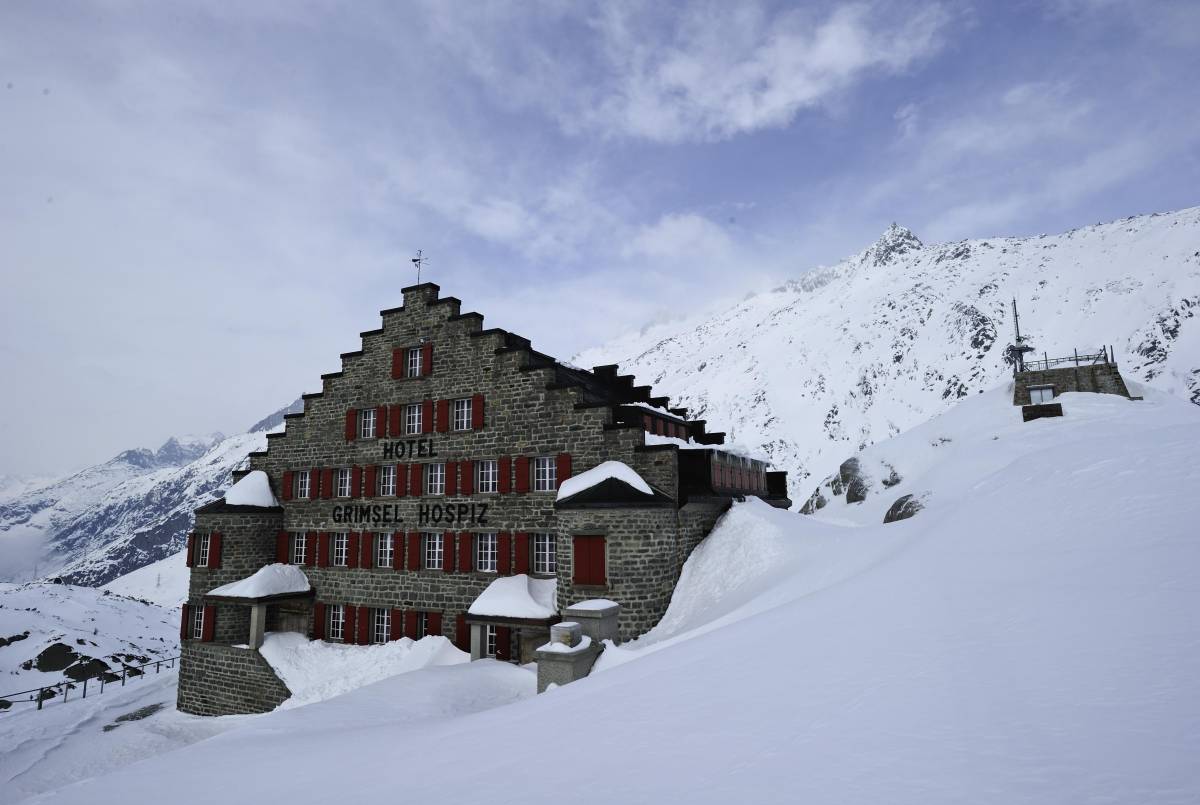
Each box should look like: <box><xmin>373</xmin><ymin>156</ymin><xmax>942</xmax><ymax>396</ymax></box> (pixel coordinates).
<box><xmin>0</xmin><ymin>655</ymin><xmax>179</xmax><ymax>714</ymax></box>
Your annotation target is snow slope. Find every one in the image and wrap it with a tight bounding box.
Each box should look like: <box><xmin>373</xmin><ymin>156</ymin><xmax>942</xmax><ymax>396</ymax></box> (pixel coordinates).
<box><xmin>25</xmin><ymin>381</ymin><xmax>1200</xmax><ymax>804</ymax></box>
<box><xmin>100</xmin><ymin>549</ymin><xmax>189</xmax><ymax>608</ymax></box>
<box><xmin>577</xmin><ymin>207</ymin><xmax>1200</xmax><ymax>495</ymax></box>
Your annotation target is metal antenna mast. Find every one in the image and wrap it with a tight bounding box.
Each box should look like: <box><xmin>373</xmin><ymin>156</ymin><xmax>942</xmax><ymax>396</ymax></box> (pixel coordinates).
<box><xmin>1010</xmin><ymin>297</ymin><xmax>1034</xmax><ymax>373</ymax></box>
<box><xmin>412</xmin><ymin>250</ymin><xmax>429</xmax><ymax>284</ymax></box>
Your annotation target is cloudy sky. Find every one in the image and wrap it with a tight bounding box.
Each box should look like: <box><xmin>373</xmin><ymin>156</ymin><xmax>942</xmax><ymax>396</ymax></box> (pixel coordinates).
<box><xmin>1</xmin><ymin>0</ymin><xmax>1198</xmax><ymax>477</ymax></box>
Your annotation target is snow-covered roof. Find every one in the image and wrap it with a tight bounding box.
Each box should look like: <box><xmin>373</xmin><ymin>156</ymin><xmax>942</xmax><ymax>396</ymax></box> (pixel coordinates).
<box><xmin>223</xmin><ymin>470</ymin><xmax>280</xmax><ymax>507</ymax></box>
<box><xmin>468</xmin><ymin>575</ymin><xmax>557</xmax><ymax>620</ymax></box>
<box><xmin>566</xmin><ymin>598</ymin><xmax>619</xmax><ymax>611</ymax></box>
<box><xmin>207</xmin><ymin>564</ymin><xmax>311</xmax><ymax>600</ymax></box>
<box><xmin>556</xmin><ymin>461</ymin><xmax>652</xmax><ymax>501</ymax></box>
<box><xmin>643</xmin><ymin>433</ymin><xmax>770</xmax><ymax>463</ymax></box>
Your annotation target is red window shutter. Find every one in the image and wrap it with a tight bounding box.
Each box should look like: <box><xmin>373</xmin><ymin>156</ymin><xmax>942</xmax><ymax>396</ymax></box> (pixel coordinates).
<box><xmin>313</xmin><ymin>602</ymin><xmax>326</xmax><ymax>640</ymax></box>
<box><xmin>318</xmin><ymin>532</ymin><xmax>331</xmax><ymax>568</ymax></box>
<box><xmin>410</xmin><ymin>463</ymin><xmax>423</xmax><ymax>496</ymax></box>
<box><xmin>361</xmin><ymin>532</ymin><xmax>374</xmax><ymax>569</ymax></box>
<box><xmin>498</xmin><ymin>532</ymin><xmax>511</xmax><ymax>575</ymax></box>
<box><xmin>376</xmin><ymin>405</ymin><xmax>388</xmax><ymax>438</ymax></box>
<box><xmin>392</xmin><ymin>532</ymin><xmax>405</xmax><ymax>570</ymax></box>
<box><xmin>471</xmin><ymin>394</ymin><xmax>485</xmax><ymax>429</ymax></box>
<box><xmin>209</xmin><ymin>533</ymin><xmax>222</xmax><ymax>569</ymax></box>
<box><xmin>389</xmin><ymin>405</ymin><xmax>402</xmax><ymax>437</ymax></box>
<box><xmin>351</xmin><ymin>465</ymin><xmax>363</xmax><ymax>499</ymax></box>
<box><xmin>391</xmin><ymin>348</ymin><xmax>404</xmax><ymax>379</ymax></box>
<box><xmin>455</xmin><ymin>613</ymin><xmax>468</xmax><ymax>651</ymax></box>
<box><xmin>276</xmin><ymin>531</ymin><xmax>289</xmax><ymax>563</ymax></box>
<box><xmin>428</xmin><ymin>611</ymin><xmax>443</xmax><ymax>637</ymax></box>
<box><xmin>364</xmin><ymin>465</ymin><xmax>377</xmax><ymax>498</ymax></box>
<box><xmin>390</xmin><ymin>608</ymin><xmax>403</xmax><ymax>641</ymax></box>
<box><xmin>281</xmin><ymin>471</ymin><xmax>294</xmax><ymax>501</ymax></box>
<box><xmin>421</xmin><ymin>342</ymin><xmax>434</xmax><ymax>377</ymax></box>
<box><xmin>422</xmin><ymin>399</ymin><xmax>434</xmax><ymax>434</ymax></box>
<box><xmin>436</xmin><ymin>399</ymin><xmax>449</xmax><ymax>433</ymax></box>
<box><xmin>345</xmin><ymin>409</ymin><xmax>357</xmax><ymax>441</ymax></box>
<box><xmin>396</xmin><ymin>463</ymin><xmax>408</xmax><ymax>497</ymax></box>
<box><xmin>358</xmin><ymin>606</ymin><xmax>370</xmax><ymax>645</ymax></box>
<box><xmin>446</xmin><ymin>461</ymin><xmax>459</xmax><ymax>496</ymax></box>
<box><xmin>306</xmin><ymin>532</ymin><xmax>318</xmax><ymax>567</ymax></box>
<box><xmin>556</xmin><ymin>453</ymin><xmax>573</xmax><ymax>488</ymax></box>
<box><xmin>515</xmin><ymin>457</ymin><xmax>530</xmax><ymax>493</ymax></box>
<box><xmin>404</xmin><ymin>609</ymin><xmax>418</xmax><ymax>639</ymax></box>
<box><xmin>180</xmin><ymin>604</ymin><xmax>190</xmax><ymax>641</ymax></box>
<box><xmin>344</xmin><ymin>605</ymin><xmax>357</xmax><ymax>644</ymax></box>
<box><xmin>186</xmin><ymin>533</ymin><xmax>195</xmax><ymax>567</ymax></box>
<box><xmin>514</xmin><ymin>532</ymin><xmax>530</xmax><ymax>574</ymax></box>
<box><xmin>321</xmin><ymin>469</ymin><xmax>334</xmax><ymax>499</ymax></box>
<box><xmin>201</xmin><ymin>605</ymin><xmax>216</xmax><ymax>642</ymax></box>
<box><xmin>310</xmin><ymin>466</ymin><xmax>321</xmax><ymax>498</ymax></box>
<box><xmin>458</xmin><ymin>531</ymin><xmax>472</xmax><ymax>572</ymax></box>
<box><xmin>495</xmin><ymin>626</ymin><xmax>511</xmax><ymax>661</ymax></box>
<box><xmin>573</xmin><ymin>536</ymin><xmax>590</xmax><ymax>585</ymax></box>
<box><xmin>347</xmin><ymin>532</ymin><xmax>360</xmax><ymax>568</ymax></box>
<box><xmin>595</xmin><ymin>538</ymin><xmax>606</xmax><ymax>584</ymax></box>
<box><xmin>460</xmin><ymin>460</ymin><xmax>474</xmax><ymax>496</ymax></box>
<box><xmin>498</xmin><ymin>456</ymin><xmax>512</xmax><ymax>494</ymax></box>
<box><xmin>442</xmin><ymin>533</ymin><xmax>455</xmax><ymax>572</ymax></box>
<box><xmin>407</xmin><ymin>531</ymin><xmax>421</xmax><ymax>570</ymax></box>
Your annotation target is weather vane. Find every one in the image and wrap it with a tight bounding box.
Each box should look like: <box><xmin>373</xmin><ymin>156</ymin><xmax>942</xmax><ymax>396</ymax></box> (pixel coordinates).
<box><xmin>412</xmin><ymin>250</ymin><xmax>430</xmax><ymax>284</ymax></box>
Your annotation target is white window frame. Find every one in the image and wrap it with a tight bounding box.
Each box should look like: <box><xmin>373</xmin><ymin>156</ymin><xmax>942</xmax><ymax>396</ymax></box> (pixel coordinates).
<box><xmin>336</xmin><ymin>468</ymin><xmax>352</xmax><ymax>498</ymax></box>
<box><xmin>332</xmin><ymin>533</ymin><xmax>349</xmax><ymax>567</ymax></box>
<box><xmin>452</xmin><ymin>398</ymin><xmax>472</xmax><ymax>431</ymax></box>
<box><xmin>376</xmin><ymin>532</ymin><xmax>394</xmax><ymax>568</ymax></box>
<box><xmin>475</xmin><ymin>532</ymin><xmax>498</xmax><ymax>573</ymax></box>
<box><xmin>533</xmin><ymin>456</ymin><xmax>556</xmax><ymax>492</ymax></box>
<box><xmin>296</xmin><ymin>469</ymin><xmax>311</xmax><ymax>499</ymax></box>
<box><xmin>1030</xmin><ymin>386</ymin><xmax>1055</xmax><ymax>404</ymax></box>
<box><xmin>359</xmin><ymin>408</ymin><xmax>376</xmax><ymax>439</ymax></box>
<box><xmin>191</xmin><ymin>606</ymin><xmax>205</xmax><ymax>639</ymax></box>
<box><xmin>533</xmin><ymin>533</ymin><xmax>556</xmax><ymax>575</ymax></box>
<box><xmin>423</xmin><ymin>532</ymin><xmax>443</xmax><ymax>570</ymax></box>
<box><xmin>477</xmin><ymin>459</ymin><xmax>499</xmax><ymax>494</ymax></box>
<box><xmin>418</xmin><ymin>611</ymin><xmax>430</xmax><ymax>639</ymax></box>
<box><xmin>379</xmin><ymin>465</ymin><xmax>397</xmax><ymax>497</ymax></box>
<box><xmin>291</xmin><ymin>532</ymin><xmax>307</xmax><ymax>565</ymax></box>
<box><xmin>485</xmin><ymin>624</ymin><xmax>497</xmax><ymax>658</ymax></box>
<box><xmin>407</xmin><ymin>346</ymin><xmax>422</xmax><ymax>378</ymax></box>
<box><xmin>372</xmin><ymin>608</ymin><xmax>390</xmax><ymax>644</ymax></box>
<box><xmin>328</xmin><ymin>604</ymin><xmax>345</xmax><ymax>642</ymax></box>
<box><xmin>405</xmin><ymin>403</ymin><xmax>422</xmax><ymax>435</ymax></box>
<box><xmin>196</xmin><ymin>533</ymin><xmax>211</xmax><ymax>568</ymax></box>
<box><xmin>426</xmin><ymin>463</ymin><xmax>446</xmax><ymax>496</ymax></box>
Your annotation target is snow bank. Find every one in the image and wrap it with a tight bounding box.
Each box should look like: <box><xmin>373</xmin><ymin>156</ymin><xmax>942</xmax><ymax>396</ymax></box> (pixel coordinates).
<box><xmin>556</xmin><ymin>460</ymin><xmax>651</xmax><ymax>500</ymax></box>
<box><xmin>258</xmin><ymin>631</ymin><xmax>468</xmax><ymax>709</ymax></box>
<box><xmin>468</xmin><ymin>575</ymin><xmax>557</xmax><ymax>619</ymax></box>
<box><xmin>222</xmin><ymin>470</ymin><xmax>279</xmax><ymax>507</ymax></box>
<box><xmin>207</xmin><ymin>564</ymin><xmax>310</xmax><ymax>599</ymax></box>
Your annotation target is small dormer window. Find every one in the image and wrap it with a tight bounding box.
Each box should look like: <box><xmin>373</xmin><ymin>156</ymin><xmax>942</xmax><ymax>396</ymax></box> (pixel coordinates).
<box><xmin>1030</xmin><ymin>386</ymin><xmax>1055</xmax><ymax>404</ymax></box>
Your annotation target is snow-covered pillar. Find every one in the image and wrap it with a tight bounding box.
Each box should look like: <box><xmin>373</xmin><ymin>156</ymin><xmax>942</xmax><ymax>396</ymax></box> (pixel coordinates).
<box><xmin>248</xmin><ymin>604</ymin><xmax>267</xmax><ymax>650</ymax></box>
<box><xmin>470</xmin><ymin>623</ymin><xmax>487</xmax><ymax>661</ymax></box>
<box><xmin>534</xmin><ymin>621</ymin><xmax>603</xmax><ymax>694</ymax></box>
<box><xmin>562</xmin><ymin>600</ymin><xmax>620</xmax><ymax>644</ymax></box>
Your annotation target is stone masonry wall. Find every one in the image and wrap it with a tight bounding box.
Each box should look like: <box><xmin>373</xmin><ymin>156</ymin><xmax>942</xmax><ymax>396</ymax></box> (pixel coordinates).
<box><xmin>177</xmin><ymin>642</ymin><xmax>291</xmax><ymax>716</ymax></box>
<box><xmin>1013</xmin><ymin>363</ymin><xmax>1132</xmax><ymax>405</ymax></box>
<box><xmin>187</xmin><ymin>508</ymin><xmax>281</xmax><ymax>644</ymax></box>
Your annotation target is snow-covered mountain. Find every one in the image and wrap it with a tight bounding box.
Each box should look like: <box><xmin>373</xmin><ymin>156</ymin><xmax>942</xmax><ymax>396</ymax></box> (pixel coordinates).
<box><xmin>0</xmin><ymin>401</ymin><xmax>301</xmax><ymax>587</ymax></box>
<box><xmin>576</xmin><ymin>206</ymin><xmax>1200</xmax><ymax>495</ymax></box>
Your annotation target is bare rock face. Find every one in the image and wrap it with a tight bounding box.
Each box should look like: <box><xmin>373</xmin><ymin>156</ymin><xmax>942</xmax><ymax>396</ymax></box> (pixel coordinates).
<box><xmin>841</xmin><ymin>458</ymin><xmax>870</xmax><ymax>504</ymax></box>
<box><xmin>883</xmin><ymin>493</ymin><xmax>926</xmax><ymax>524</ymax></box>
<box><xmin>799</xmin><ymin>489</ymin><xmax>827</xmax><ymax>514</ymax></box>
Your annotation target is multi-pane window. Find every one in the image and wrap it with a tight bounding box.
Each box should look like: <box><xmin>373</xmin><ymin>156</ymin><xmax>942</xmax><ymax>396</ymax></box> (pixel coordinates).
<box><xmin>291</xmin><ymin>532</ymin><xmax>307</xmax><ymax>565</ymax></box>
<box><xmin>407</xmin><ymin>346</ymin><xmax>422</xmax><ymax>378</ymax></box>
<box><xmin>533</xmin><ymin>533</ymin><xmax>556</xmax><ymax>575</ymax></box>
<box><xmin>423</xmin><ymin>532</ymin><xmax>443</xmax><ymax>570</ymax></box>
<box><xmin>359</xmin><ymin>408</ymin><xmax>376</xmax><ymax>439</ymax></box>
<box><xmin>296</xmin><ymin>470</ymin><xmax>311</xmax><ymax>499</ymax></box>
<box><xmin>418</xmin><ymin>612</ymin><xmax>430</xmax><ymax>639</ymax></box>
<box><xmin>196</xmin><ymin>533</ymin><xmax>211</xmax><ymax>567</ymax></box>
<box><xmin>533</xmin><ymin>457</ymin><xmax>556</xmax><ymax>492</ymax></box>
<box><xmin>372</xmin><ymin>608</ymin><xmax>390</xmax><ymax>644</ymax></box>
<box><xmin>1030</xmin><ymin>386</ymin><xmax>1055</xmax><ymax>404</ymax></box>
<box><xmin>376</xmin><ymin>532</ymin><xmax>394</xmax><ymax>568</ymax></box>
<box><xmin>426</xmin><ymin>463</ymin><xmax>446</xmax><ymax>495</ymax></box>
<box><xmin>452</xmin><ymin>398</ymin><xmax>472</xmax><ymax>431</ymax></box>
<box><xmin>336</xmin><ymin>468</ymin><xmax>352</xmax><ymax>498</ymax></box>
<box><xmin>379</xmin><ymin>465</ymin><xmax>397</xmax><ymax>496</ymax></box>
<box><xmin>485</xmin><ymin>624</ymin><xmax>497</xmax><ymax>658</ymax></box>
<box><xmin>477</xmin><ymin>460</ymin><xmax>499</xmax><ymax>493</ymax></box>
<box><xmin>332</xmin><ymin>533</ymin><xmax>349</xmax><ymax>567</ymax></box>
<box><xmin>405</xmin><ymin>403</ymin><xmax>422</xmax><ymax>435</ymax></box>
<box><xmin>328</xmin><ymin>604</ymin><xmax>345</xmax><ymax>642</ymax></box>
<box><xmin>475</xmin><ymin>532</ymin><xmax>498</xmax><ymax>573</ymax></box>
<box><xmin>191</xmin><ymin>606</ymin><xmax>205</xmax><ymax>639</ymax></box>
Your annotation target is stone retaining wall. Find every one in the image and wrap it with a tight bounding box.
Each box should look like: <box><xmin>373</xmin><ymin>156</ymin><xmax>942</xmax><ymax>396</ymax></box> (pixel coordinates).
<box><xmin>177</xmin><ymin>642</ymin><xmax>291</xmax><ymax>716</ymax></box>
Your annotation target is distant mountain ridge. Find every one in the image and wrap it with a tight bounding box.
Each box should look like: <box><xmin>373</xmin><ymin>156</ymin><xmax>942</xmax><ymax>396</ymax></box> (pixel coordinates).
<box><xmin>576</xmin><ymin>206</ymin><xmax>1200</xmax><ymax>495</ymax></box>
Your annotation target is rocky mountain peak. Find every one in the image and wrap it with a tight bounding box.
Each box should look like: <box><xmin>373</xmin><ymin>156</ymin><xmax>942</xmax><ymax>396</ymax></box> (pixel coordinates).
<box><xmin>865</xmin><ymin>223</ymin><xmax>923</xmax><ymax>266</ymax></box>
